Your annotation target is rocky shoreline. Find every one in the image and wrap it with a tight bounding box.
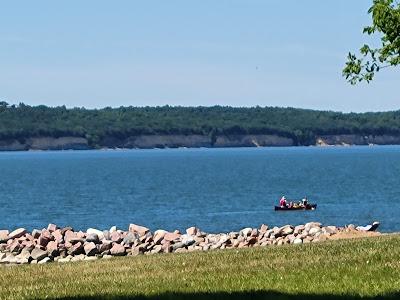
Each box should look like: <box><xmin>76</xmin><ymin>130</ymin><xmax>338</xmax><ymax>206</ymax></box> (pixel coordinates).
<box><xmin>0</xmin><ymin>222</ymin><xmax>381</xmax><ymax>265</ymax></box>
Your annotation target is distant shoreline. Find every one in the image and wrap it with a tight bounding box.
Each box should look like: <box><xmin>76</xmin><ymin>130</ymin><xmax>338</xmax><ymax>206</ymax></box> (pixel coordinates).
<box><xmin>1</xmin><ymin>133</ymin><xmax>400</xmax><ymax>151</ymax></box>
<box><xmin>2</xmin><ymin>105</ymin><xmax>400</xmax><ymax>151</ymax></box>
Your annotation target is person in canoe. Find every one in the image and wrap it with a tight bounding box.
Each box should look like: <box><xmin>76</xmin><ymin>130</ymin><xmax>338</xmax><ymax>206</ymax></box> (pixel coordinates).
<box><xmin>279</xmin><ymin>196</ymin><xmax>287</xmax><ymax>208</ymax></box>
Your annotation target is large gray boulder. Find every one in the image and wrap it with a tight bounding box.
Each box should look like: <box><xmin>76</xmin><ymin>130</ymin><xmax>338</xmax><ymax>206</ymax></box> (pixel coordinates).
<box><xmin>31</xmin><ymin>248</ymin><xmax>48</xmax><ymax>261</ymax></box>
<box><xmin>123</xmin><ymin>232</ymin><xmax>139</xmax><ymax>245</ymax></box>
<box><xmin>86</xmin><ymin>233</ymin><xmax>100</xmax><ymax>244</ymax></box>
<box><xmin>87</xmin><ymin>228</ymin><xmax>104</xmax><ymax>240</ymax></box>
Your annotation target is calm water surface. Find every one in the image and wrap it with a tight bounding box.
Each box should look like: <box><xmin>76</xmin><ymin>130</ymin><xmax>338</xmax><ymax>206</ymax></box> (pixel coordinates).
<box><xmin>0</xmin><ymin>146</ymin><xmax>399</xmax><ymax>232</ymax></box>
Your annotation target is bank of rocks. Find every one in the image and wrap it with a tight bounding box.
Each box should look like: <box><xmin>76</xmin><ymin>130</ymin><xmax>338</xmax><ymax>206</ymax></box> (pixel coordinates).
<box><xmin>0</xmin><ymin>222</ymin><xmax>379</xmax><ymax>265</ymax></box>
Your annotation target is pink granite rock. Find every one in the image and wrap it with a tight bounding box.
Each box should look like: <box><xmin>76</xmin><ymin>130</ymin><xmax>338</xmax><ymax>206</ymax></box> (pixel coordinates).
<box><xmin>65</xmin><ymin>230</ymin><xmax>84</xmax><ymax>244</ymax></box>
<box><xmin>110</xmin><ymin>231</ymin><xmax>122</xmax><ymax>243</ymax></box>
<box><xmin>32</xmin><ymin>229</ymin><xmax>41</xmax><ymax>239</ymax></box>
<box><xmin>25</xmin><ymin>234</ymin><xmax>34</xmax><ymax>241</ymax></box>
<box><xmin>47</xmin><ymin>224</ymin><xmax>58</xmax><ymax>233</ymax></box>
<box><xmin>110</xmin><ymin>243</ymin><xmax>126</xmax><ymax>256</ymax></box>
<box><xmin>186</xmin><ymin>227</ymin><xmax>199</xmax><ymax>236</ymax></box>
<box><xmin>260</xmin><ymin>224</ymin><xmax>268</xmax><ymax>233</ymax></box>
<box><xmin>0</xmin><ymin>230</ymin><xmax>9</xmax><ymax>241</ymax></box>
<box><xmin>77</xmin><ymin>231</ymin><xmax>86</xmax><ymax>238</ymax></box>
<box><xmin>84</xmin><ymin>242</ymin><xmax>98</xmax><ymax>256</ymax></box>
<box><xmin>153</xmin><ymin>231</ymin><xmax>166</xmax><ymax>244</ymax></box>
<box><xmin>64</xmin><ymin>230</ymin><xmax>76</xmax><ymax>243</ymax></box>
<box><xmin>46</xmin><ymin>241</ymin><xmax>59</xmax><ymax>256</ymax></box>
<box><xmin>250</xmin><ymin>229</ymin><xmax>258</xmax><ymax>237</ymax></box>
<box><xmin>164</xmin><ymin>232</ymin><xmax>181</xmax><ymax>242</ymax></box>
<box><xmin>129</xmin><ymin>224</ymin><xmax>150</xmax><ymax>236</ymax></box>
<box><xmin>162</xmin><ymin>241</ymin><xmax>172</xmax><ymax>253</ymax></box>
<box><xmin>25</xmin><ymin>241</ymin><xmax>35</xmax><ymax>251</ymax></box>
<box><xmin>131</xmin><ymin>245</ymin><xmax>144</xmax><ymax>256</ymax></box>
<box><xmin>64</xmin><ymin>241</ymin><xmax>73</xmax><ymax>249</ymax></box>
<box><xmin>8</xmin><ymin>228</ymin><xmax>27</xmax><ymax>240</ymax></box>
<box><xmin>9</xmin><ymin>240</ymin><xmax>21</xmax><ymax>253</ymax></box>
<box><xmin>38</xmin><ymin>231</ymin><xmax>52</xmax><ymax>247</ymax></box>
<box><xmin>70</xmin><ymin>242</ymin><xmax>84</xmax><ymax>255</ymax></box>
<box><xmin>52</xmin><ymin>230</ymin><xmax>63</xmax><ymax>242</ymax></box>
<box><xmin>98</xmin><ymin>241</ymin><xmax>112</xmax><ymax>253</ymax></box>
<box><xmin>61</xmin><ymin>227</ymin><xmax>73</xmax><ymax>235</ymax></box>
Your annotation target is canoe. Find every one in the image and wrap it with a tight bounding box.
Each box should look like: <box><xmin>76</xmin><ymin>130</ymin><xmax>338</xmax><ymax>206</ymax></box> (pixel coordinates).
<box><xmin>274</xmin><ymin>204</ymin><xmax>317</xmax><ymax>211</ymax></box>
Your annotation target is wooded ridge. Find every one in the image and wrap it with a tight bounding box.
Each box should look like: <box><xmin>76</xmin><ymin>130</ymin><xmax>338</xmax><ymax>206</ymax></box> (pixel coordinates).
<box><xmin>1</xmin><ymin>102</ymin><xmax>400</xmax><ymax>149</ymax></box>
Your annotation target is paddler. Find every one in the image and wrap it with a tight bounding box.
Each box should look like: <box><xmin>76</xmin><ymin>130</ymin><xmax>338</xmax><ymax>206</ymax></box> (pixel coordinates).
<box><xmin>279</xmin><ymin>196</ymin><xmax>287</xmax><ymax>208</ymax></box>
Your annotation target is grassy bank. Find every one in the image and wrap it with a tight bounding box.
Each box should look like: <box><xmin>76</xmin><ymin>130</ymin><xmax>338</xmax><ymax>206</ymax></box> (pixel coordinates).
<box><xmin>1</xmin><ymin>235</ymin><xmax>400</xmax><ymax>300</ymax></box>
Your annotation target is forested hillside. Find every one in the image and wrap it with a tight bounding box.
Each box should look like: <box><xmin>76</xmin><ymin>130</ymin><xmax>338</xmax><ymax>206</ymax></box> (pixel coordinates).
<box><xmin>1</xmin><ymin>102</ymin><xmax>400</xmax><ymax>147</ymax></box>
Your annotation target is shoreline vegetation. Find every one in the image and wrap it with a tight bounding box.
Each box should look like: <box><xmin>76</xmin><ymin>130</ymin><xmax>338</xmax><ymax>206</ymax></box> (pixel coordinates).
<box><xmin>0</xmin><ymin>222</ymin><xmax>381</xmax><ymax>266</ymax></box>
<box><xmin>1</xmin><ymin>234</ymin><xmax>399</xmax><ymax>299</ymax></box>
<box><xmin>1</xmin><ymin>103</ymin><xmax>400</xmax><ymax>151</ymax></box>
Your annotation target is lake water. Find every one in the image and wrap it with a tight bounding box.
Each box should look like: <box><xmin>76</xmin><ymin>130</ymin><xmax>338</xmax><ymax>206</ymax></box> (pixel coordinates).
<box><xmin>0</xmin><ymin>146</ymin><xmax>399</xmax><ymax>233</ymax></box>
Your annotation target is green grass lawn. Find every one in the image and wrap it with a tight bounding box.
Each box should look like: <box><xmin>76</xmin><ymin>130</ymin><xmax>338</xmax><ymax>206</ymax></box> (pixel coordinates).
<box><xmin>1</xmin><ymin>235</ymin><xmax>400</xmax><ymax>300</ymax></box>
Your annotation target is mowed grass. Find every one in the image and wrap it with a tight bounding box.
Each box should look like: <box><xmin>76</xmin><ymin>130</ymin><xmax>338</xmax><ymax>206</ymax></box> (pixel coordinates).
<box><xmin>1</xmin><ymin>235</ymin><xmax>400</xmax><ymax>300</ymax></box>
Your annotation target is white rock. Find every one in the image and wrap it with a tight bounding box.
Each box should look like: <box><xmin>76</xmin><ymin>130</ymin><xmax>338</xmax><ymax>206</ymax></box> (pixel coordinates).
<box><xmin>1</xmin><ymin>253</ymin><xmax>14</xmax><ymax>264</ymax></box>
<box><xmin>240</xmin><ymin>228</ymin><xmax>252</xmax><ymax>237</ymax></box>
<box><xmin>154</xmin><ymin>229</ymin><xmax>167</xmax><ymax>237</ymax></box>
<box><xmin>182</xmin><ymin>235</ymin><xmax>195</xmax><ymax>246</ymax></box>
<box><xmin>324</xmin><ymin>226</ymin><xmax>338</xmax><ymax>235</ymax></box>
<box><xmin>17</xmin><ymin>258</ymin><xmax>30</xmax><ymax>264</ymax></box>
<box><xmin>309</xmin><ymin>227</ymin><xmax>321</xmax><ymax>235</ymax></box>
<box><xmin>38</xmin><ymin>257</ymin><xmax>51</xmax><ymax>264</ymax></box>
<box><xmin>71</xmin><ymin>254</ymin><xmax>85</xmax><ymax>262</ymax></box>
<box><xmin>0</xmin><ymin>252</ymin><xmax>6</xmax><ymax>261</ymax></box>
<box><xmin>293</xmin><ymin>238</ymin><xmax>303</xmax><ymax>245</ymax></box>
<box><xmin>15</xmin><ymin>248</ymin><xmax>31</xmax><ymax>261</ymax></box>
<box><xmin>109</xmin><ymin>226</ymin><xmax>117</xmax><ymax>233</ymax></box>
<box><xmin>87</xmin><ymin>228</ymin><xmax>104</xmax><ymax>240</ymax></box>
<box><xmin>84</xmin><ymin>256</ymin><xmax>98</xmax><ymax>261</ymax></box>
<box><xmin>305</xmin><ymin>222</ymin><xmax>322</xmax><ymax>231</ymax></box>
<box><xmin>294</xmin><ymin>225</ymin><xmax>305</xmax><ymax>234</ymax></box>
<box><xmin>58</xmin><ymin>256</ymin><xmax>72</xmax><ymax>263</ymax></box>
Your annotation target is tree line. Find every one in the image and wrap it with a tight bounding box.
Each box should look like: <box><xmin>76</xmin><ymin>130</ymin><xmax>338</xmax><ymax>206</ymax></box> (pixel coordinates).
<box><xmin>0</xmin><ymin>102</ymin><xmax>400</xmax><ymax>146</ymax></box>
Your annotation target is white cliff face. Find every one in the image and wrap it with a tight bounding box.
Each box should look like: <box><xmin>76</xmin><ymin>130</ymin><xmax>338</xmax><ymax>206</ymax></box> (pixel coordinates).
<box><xmin>0</xmin><ymin>139</ymin><xmax>27</xmax><ymax>151</ymax></box>
<box><xmin>0</xmin><ymin>137</ymin><xmax>89</xmax><ymax>151</ymax></box>
<box><xmin>316</xmin><ymin>134</ymin><xmax>400</xmax><ymax>146</ymax></box>
<box><xmin>214</xmin><ymin>134</ymin><xmax>294</xmax><ymax>147</ymax></box>
<box><xmin>124</xmin><ymin>135</ymin><xmax>212</xmax><ymax>148</ymax></box>
<box><xmin>100</xmin><ymin>134</ymin><xmax>294</xmax><ymax>149</ymax></box>
<box><xmin>1</xmin><ymin>134</ymin><xmax>400</xmax><ymax>151</ymax></box>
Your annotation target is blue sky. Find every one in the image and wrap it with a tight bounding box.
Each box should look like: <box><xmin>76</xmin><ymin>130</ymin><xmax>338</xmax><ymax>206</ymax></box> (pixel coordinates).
<box><xmin>0</xmin><ymin>1</ymin><xmax>398</xmax><ymax>112</ymax></box>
